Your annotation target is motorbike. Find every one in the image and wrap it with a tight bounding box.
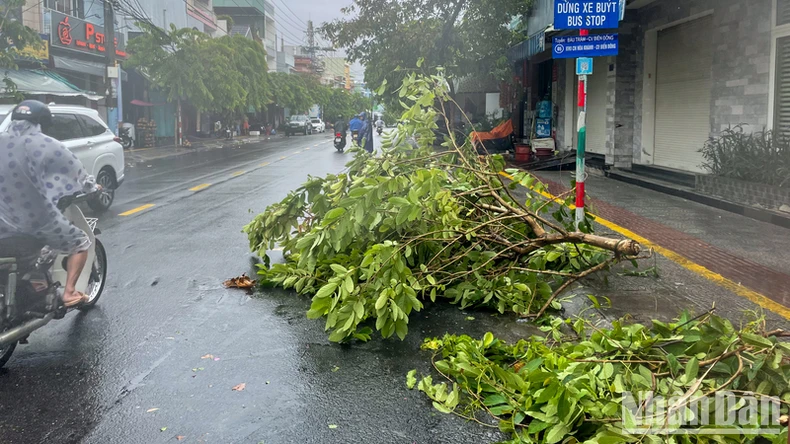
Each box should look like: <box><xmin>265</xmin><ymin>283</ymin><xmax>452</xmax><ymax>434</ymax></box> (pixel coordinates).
<box><xmin>377</xmin><ymin>126</ymin><xmax>383</xmax><ymax>135</ymax></box>
<box><xmin>0</xmin><ymin>190</ymin><xmax>107</xmax><ymax>369</ymax></box>
<box><xmin>351</xmin><ymin>129</ymin><xmax>359</xmax><ymax>145</ymax></box>
<box><xmin>334</xmin><ymin>131</ymin><xmax>347</xmax><ymax>153</ymax></box>
<box><xmin>225</xmin><ymin>126</ymin><xmax>233</xmax><ymax>140</ymax></box>
<box><xmin>119</xmin><ymin>126</ymin><xmax>134</xmax><ymax>149</ymax></box>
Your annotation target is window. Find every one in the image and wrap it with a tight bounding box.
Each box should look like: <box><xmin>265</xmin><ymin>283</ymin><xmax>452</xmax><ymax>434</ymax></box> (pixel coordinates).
<box><xmin>44</xmin><ymin>114</ymin><xmax>85</xmax><ymax>141</ymax></box>
<box><xmin>76</xmin><ymin>114</ymin><xmax>108</xmax><ymax>137</ymax></box>
<box><xmin>46</xmin><ymin>0</ymin><xmax>83</xmax><ymax>17</ymax></box>
<box><xmin>780</xmin><ymin>0</ymin><xmax>790</xmax><ymax>26</ymax></box>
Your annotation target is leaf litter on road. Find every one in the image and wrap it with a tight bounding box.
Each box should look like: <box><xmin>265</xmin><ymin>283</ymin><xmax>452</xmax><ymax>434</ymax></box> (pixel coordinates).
<box><xmin>146</xmin><ymin>408</ymin><xmax>159</xmax><ymax>413</ymax></box>
<box><xmin>223</xmin><ymin>274</ymin><xmax>257</xmax><ymax>289</ymax></box>
<box><xmin>232</xmin><ymin>383</ymin><xmax>246</xmax><ymax>391</ymax></box>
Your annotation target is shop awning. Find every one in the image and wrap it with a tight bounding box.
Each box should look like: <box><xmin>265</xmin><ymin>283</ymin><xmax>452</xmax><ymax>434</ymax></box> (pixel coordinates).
<box><xmin>0</xmin><ymin>69</ymin><xmax>103</xmax><ymax>100</ymax></box>
<box><xmin>508</xmin><ymin>27</ymin><xmax>553</xmax><ymax>63</ymax></box>
<box><xmin>130</xmin><ymin>99</ymin><xmax>165</xmax><ymax>107</ymax></box>
<box><xmin>52</xmin><ymin>56</ymin><xmax>128</xmax><ymax>82</ymax></box>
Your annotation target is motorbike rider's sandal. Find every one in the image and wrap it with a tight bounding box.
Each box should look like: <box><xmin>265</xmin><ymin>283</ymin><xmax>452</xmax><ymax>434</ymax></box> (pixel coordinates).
<box><xmin>63</xmin><ymin>293</ymin><xmax>89</xmax><ymax>308</ymax></box>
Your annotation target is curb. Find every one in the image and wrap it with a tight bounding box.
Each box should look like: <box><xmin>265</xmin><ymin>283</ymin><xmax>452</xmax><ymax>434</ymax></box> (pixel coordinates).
<box><xmin>606</xmin><ymin>168</ymin><xmax>790</xmax><ymax>230</ymax></box>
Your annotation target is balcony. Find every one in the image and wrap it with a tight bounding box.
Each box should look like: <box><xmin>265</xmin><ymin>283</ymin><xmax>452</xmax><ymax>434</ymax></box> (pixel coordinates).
<box><xmin>187</xmin><ymin>0</ymin><xmax>218</xmax><ymax>29</ymax></box>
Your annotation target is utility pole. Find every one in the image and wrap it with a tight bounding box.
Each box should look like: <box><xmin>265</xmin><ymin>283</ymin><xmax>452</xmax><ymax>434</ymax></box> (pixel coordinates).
<box><xmin>575</xmin><ymin>29</ymin><xmax>589</xmax><ymax>231</ymax></box>
<box><xmin>103</xmin><ymin>0</ymin><xmax>117</xmax><ymax>130</ymax></box>
<box><xmin>303</xmin><ymin>20</ymin><xmax>333</xmax><ymax>76</ymax></box>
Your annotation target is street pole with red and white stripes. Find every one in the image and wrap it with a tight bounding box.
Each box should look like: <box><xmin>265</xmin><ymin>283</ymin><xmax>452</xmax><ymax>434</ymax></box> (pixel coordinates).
<box><xmin>575</xmin><ymin>29</ymin><xmax>589</xmax><ymax>231</ymax></box>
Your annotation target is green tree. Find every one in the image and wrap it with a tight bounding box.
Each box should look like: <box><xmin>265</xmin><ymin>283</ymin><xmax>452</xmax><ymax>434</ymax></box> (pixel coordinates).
<box><xmin>217</xmin><ymin>35</ymin><xmax>270</xmax><ymax>114</ymax></box>
<box><xmin>126</xmin><ymin>23</ymin><xmax>248</xmax><ymax>143</ymax></box>
<box><xmin>268</xmin><ymin>72</ymin><xmax>313</xmax><ymax>113</ymax></box>
<box><xmin>322</xmin><ymin>0</ymin><xmax>533</xmax><ymax>108</ymax></box>
<box><xmin>0</xmin><ymin>0</ymin><xmax>45</xmax><ymax>97</ymax></box>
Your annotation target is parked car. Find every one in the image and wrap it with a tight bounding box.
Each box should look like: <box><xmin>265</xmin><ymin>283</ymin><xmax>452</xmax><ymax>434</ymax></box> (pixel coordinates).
<box><xmin>0</xmin><ymin>104</ymin><xmax>125</xmax><ymax>212</ymax></box>
<box><xmin>285</xmin><ymin>115</ymin><xmax>313</xmax><ymax>136</ymax></box>
<box><xmin>310</xmin><ymin>118</ymin><xmax>326</xmax><ymax>133</ymax></box>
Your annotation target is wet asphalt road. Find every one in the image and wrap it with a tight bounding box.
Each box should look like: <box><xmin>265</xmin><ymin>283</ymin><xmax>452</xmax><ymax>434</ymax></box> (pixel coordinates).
<box><xmin>0</xmin><ymin>134</ymin><xmax>521</xmax><ymax>444</ymax></box>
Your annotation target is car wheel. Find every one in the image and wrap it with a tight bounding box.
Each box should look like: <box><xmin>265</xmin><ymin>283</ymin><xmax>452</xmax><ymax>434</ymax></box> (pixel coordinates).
<box><xmin>87</xmin><ymin>168</ymin><xmax>115</xmax><ymax>212</ymax></box>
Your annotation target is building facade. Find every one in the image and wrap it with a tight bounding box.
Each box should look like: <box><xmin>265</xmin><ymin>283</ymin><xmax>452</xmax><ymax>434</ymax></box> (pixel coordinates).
<box><xmin>513</xmin><ymin>0</ymin><xmax>781</xmax><ymax>174</ymax></box>
<box><xmin>213</xmin><ymin>0</ymin><xmax>277</xmax><ymax>71</ymax></box>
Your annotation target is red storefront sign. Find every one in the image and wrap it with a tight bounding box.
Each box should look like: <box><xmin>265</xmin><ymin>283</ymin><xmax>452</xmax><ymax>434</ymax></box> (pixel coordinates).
<box><xmin>51</xmin><ymin>11</ymin><xmax>127</xmax><ymax>59</ymax></box>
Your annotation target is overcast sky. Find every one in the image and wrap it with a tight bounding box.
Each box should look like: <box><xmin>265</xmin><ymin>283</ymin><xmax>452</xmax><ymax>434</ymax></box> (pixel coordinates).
<box><xmin>269</xmin><ymin>0</ymin><xmax>366</xmax><ymax>79</ymax></box>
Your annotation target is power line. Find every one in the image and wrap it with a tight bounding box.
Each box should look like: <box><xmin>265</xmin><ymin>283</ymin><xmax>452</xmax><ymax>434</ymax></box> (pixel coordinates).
<box><xmin>271</xmin><ymin>0</ymin><xmax>307</xmax><ymax>27</ymax></box>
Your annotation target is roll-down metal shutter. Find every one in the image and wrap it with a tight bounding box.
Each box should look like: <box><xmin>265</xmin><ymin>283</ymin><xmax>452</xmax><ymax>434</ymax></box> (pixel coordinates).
<box><xmin>585</xmin><ymin>57</ymin><xmax>609</xmax><ymax>155</ymax></box>
<box><xmin>654</xmin><ymin>16</ymin><xmax>713</xmax><ymax>172</ymax></box>
<box><xmin>773</xmin><ymin>36</ymin><xmax>790</xmax><ymax>139</ymax></box>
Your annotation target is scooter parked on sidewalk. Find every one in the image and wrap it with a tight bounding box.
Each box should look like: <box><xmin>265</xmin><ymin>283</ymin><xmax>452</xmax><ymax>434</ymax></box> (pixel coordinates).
<box><xmin>0</xmin><ymin>190</ymin><xmax>108</xmax><ymax>369</ymax></box>
<box><xmin>224</xmin><ymin>126</ymin><xmax>233</xmax><ymax>140</ymax></box>
<box><xmin>119</xmin><ymin>126</ymin><xmax>134</xmax><ymax>149</ymax></box>
<box><xmin>334</xmin><ymin>131</ymin><xmax>347</xmax><ymax>153</ymax></box>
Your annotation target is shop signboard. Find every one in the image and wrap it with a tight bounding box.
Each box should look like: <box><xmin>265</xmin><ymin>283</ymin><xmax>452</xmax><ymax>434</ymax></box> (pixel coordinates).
<box><xmin>50</xmin><ymin>11</ymin><xmax>127</xmax><ymax>59</ymax></box>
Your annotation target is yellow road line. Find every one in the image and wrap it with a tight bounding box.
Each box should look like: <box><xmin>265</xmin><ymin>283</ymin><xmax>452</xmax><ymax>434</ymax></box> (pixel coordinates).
<box><xmin>231</xmin><ymin>171</ymin><xmax>245</xmax><ymax>177</ymax></box>
<box><xmin>189</xmin><ymin>183</ymin><xmax>211</xmax><ymax>192</ymax></box>
<box><xmin>304</xmin><ymin>147</ymin><xmax>311</xmax><ymax>151</ymax></box>
<box><xmin>279</xmin><ymin>156</ymin><xmax>287</xmax><ymax>160</ymax></box>
<box><xmin>499</xmin><ymin>172</ymin><xmax>790</xmax><ymax>319</ymax></box>
<box><xmin>119</xmin><ymin>204</ymin><xmax>155</xmax><ymax>216</ymax></box>
<box><xmin>293</xmin><ymin>151</ymin><xmax>301</xmax><ymax>154</ymax></box>
<box><xmin>259</xmin><ymin>162</ymin><xmax>270</xmax><ymax>167</ymax></box>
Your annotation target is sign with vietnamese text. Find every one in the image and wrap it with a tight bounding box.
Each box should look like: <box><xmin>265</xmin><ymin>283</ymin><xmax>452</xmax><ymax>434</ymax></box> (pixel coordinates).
<box><xmin>50</xmin><ymin>11</ymin><xmax>127</xmax><ymax>59</ymax></box>
<box><xmin>553</xmin><ymin>34</ymin><xmax>619</xmax><ymax>59</ymax></box>
<box><xmin>554</xmin><ymin>0</ymin><xmax>620</xmax><ymax>30</ymax></box>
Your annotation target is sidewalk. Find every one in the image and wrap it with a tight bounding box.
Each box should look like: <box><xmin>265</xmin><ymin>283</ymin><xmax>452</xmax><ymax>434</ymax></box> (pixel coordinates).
<box><xmin>533</xmin><ymin>169</ymin><xmax>790</xmax><ymax>315</ymax></box>
<box><xmin>124</xmin><ymin>134</ymin><xmax>274</xmax><ymax>165</ymax></box>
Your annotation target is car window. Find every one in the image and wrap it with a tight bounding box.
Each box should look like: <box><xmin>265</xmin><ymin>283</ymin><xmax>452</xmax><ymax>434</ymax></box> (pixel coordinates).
<box><xmin>76</xmin><ymin>114</ymin><xmax>108</xmax><ymax>137</ymax></box>
<box><xmin>311</xmin><ymin>119</ymin><xmax>321</xmax><ymax>124</ymax></box>
<box><xmin>44</xmin><ymin>114</ymin><xmax>85</xmax><ymax>141</ymax></box>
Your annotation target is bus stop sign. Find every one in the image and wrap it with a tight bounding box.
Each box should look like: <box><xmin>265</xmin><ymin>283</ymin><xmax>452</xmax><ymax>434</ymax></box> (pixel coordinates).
<box><xmin>554</xmin><ymin>0</ymin><xmax>621</xmax><ymax>30</ymax></box>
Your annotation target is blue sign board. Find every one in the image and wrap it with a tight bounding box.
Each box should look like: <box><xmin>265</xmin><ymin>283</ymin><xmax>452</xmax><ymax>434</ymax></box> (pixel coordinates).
<box><xmin>553</xmin><ymin>34</ymin><xmax>619</xmax><ymax>59</ymax></box>
<box><xmin>576</xmin><ymin>57</ymin><xmax>594</xmax><ymax>75</ymax></box>
<box><xmin>554</xmin><ymin>0</ymin><xmax>621</xmax><ymax>30</ymax></box>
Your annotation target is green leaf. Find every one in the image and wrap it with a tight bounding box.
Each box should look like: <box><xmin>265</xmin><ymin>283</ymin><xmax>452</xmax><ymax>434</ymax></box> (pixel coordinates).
<box><xmin>483</xmin><ymin>394</ymin><xmax>508</xmax><ymax>406</ymax></box>
<box><xmin>315</xmin><ymin>282</ymin><xmax>338</xmax><ymax>299</ymax></box>
<box><xmin>685</xmin><ymin>357</ymin><xmax>699</xmax><ymax>381</ymax></box>
<box><xmin>432</xmin><ymin>401</ymin><xmax>452</xmax><ymax>414</ymax></box>
<box><xmin>406</xmin><ymin>370</ymin><xmax>417</xmax><ymax>389</ymax></box>
<box><xmin>330</xmin><ymin>264</ymin><xmax>348</xmax><ymax>275</ymax></box>
<box><xmin>482</xmin><ymin>332</ymin><xmax>494</xmax><ymax>348</ymax></box>
<box><xmin>324</xmin><ymin>207</ymin><xmax>346</xmax><ymax>221</ymax></box>
<box><xmin>344</xmin><ymin>276</ymin><xmax>355</xmax><ymax>293</ymax></box>
<box><xmin>545</xmin><ymin>422</ymin><xmax>570</xmax><ymax>444</ymax></box>
<box><xmin>742</xmin><ymin>332</ymin><xmax>774</xmax><ymax>349</ymax></box>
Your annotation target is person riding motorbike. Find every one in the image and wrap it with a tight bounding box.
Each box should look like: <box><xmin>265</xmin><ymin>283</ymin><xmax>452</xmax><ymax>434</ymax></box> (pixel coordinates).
<box><xmin>0</xmin><ymin>100</ymin><xmax>98</xmax><ymax>307</ymax></box>
<box><xmin>348</xmin><ymin>113</ymin><xmax>363</xmax><ymax>140</ymax></box>
<box><xmin>334</xmin><ymin>115</ymin><xmax>348</xmax><ymax>135</ymax></box>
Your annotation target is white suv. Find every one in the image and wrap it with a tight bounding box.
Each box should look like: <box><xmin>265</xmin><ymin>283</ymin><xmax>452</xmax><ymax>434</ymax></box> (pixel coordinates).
<box><xmin>0</xmin><ymin>105</ymin><xmax>125</xmax><ymax>212</ymax></box>
<box><xmin>310</xmin><ymin>118</ymin><xmax>326</xmax><ymax>133</ymax></box>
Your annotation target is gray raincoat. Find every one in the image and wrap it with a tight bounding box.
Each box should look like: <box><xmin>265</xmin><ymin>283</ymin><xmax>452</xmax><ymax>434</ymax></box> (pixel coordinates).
<box><xmin>0</xmin><ymin>120</ymin><xmax>96</xmax><ymax>254</ymax></box>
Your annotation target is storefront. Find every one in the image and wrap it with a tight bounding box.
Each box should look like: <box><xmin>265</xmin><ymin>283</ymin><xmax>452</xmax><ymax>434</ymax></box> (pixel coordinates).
<box><xmin>46</xmin><ymin>10</ymin><xmax>128</xmax><ymax>125</ymax></box>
